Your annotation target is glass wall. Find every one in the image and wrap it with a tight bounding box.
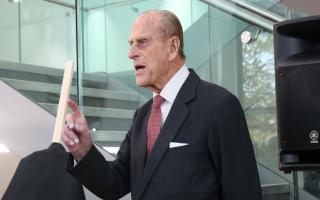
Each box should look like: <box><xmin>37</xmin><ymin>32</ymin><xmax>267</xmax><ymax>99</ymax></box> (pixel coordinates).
<box><xmin>20</xmin><ymin>0</ymin><xmax>76</xmax><ymax>68</ymax></box>
<box><xmin>0</xmin><ymin>1</ymin><xmax>19</xmax><ymax>62</ymax></box>
<box><xmin>0</xmin><ymin>0</ymin><xmax>77</xmax><ymax>108</ymax></box>
<box><xmin>0</xmin><ymin>0</ymin><xmax>76</xmax><ymax>69</ymax></box>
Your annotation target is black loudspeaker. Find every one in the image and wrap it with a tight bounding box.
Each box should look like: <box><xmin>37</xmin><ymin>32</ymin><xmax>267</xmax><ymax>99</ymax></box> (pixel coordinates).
<box><xmin>274</xmin><ymin>15</ymin><xmax>320</xmax><ymax>172</ymax></box>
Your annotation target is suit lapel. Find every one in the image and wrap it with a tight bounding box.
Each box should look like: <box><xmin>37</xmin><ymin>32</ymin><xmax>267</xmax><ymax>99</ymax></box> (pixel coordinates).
<box><xmin>134</xmin><ymin>69</ymin><xmax>200</xmax><ymax>200</ymax></box>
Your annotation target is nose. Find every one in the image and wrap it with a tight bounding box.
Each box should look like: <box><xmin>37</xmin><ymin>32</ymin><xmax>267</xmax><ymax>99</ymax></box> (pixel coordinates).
<box><xmin>128</xmin><ymin>45</ymin><xmax>138</xmax><ymax>60</ymax></box>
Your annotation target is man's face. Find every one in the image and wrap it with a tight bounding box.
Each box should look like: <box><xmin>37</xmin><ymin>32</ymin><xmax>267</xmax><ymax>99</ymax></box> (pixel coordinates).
<box><xmin>128</xmin><ymin>14</ymin><xmax>171</xmax><ymax>93</ymax></box>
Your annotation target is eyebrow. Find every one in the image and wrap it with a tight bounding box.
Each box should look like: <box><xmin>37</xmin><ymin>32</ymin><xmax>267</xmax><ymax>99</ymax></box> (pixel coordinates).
<box><xmin>128</xmin><ymin>35</ymin><xmax>151</xmax><ymax>44</ymax></box>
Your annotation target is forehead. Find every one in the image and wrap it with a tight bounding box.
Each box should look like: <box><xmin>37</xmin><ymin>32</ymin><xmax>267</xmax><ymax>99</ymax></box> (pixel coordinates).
<box><xmin>128</xmin><ymin>14</ymin><xmax>161</xmax><ymax>40</ymax></box>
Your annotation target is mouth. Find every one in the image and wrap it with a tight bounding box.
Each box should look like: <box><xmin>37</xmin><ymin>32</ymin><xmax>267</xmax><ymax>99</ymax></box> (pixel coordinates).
<box><xmin>134</xmin><ymin>65</ymin><xmax>146</xmax><ymax>71</ymax></box>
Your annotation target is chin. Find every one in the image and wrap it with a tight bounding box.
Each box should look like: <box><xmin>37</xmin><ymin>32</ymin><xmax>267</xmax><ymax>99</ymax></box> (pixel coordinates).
<box><xmin>136</xmin><ymin>80</ymin><xmax>147</xmax><ymax>87</ymax></box>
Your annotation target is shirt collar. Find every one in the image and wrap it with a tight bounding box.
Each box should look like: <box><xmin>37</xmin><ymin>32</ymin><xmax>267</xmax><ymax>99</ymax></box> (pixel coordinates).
<box><xmin>153</xmin><ymin>64</ymin><xmax>190</xmax><ymax>104</ymax></box>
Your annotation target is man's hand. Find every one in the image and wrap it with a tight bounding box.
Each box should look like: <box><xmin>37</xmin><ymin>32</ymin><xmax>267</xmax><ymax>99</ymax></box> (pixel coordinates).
<box><xmin>61</xmin><ymin>99</ymin><xmax>93</xmax><ymax>161</ymax></box>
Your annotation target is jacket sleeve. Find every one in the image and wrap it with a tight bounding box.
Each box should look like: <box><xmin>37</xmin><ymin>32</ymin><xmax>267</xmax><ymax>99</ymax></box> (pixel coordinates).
<box><xmin>66</xmin><ymin>110</ymin><xmax>139</xmax><ymax>200</ymax></box>
<box><xmin>208</xmin><ymin>93</ymin><xmax>262</xmax><ymax>200</ymax></box>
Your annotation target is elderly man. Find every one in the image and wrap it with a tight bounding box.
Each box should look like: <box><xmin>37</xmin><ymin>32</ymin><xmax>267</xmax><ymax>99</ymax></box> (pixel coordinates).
<box><xmin>62</xmin><ymin>10</ymin><xmax>262</xmax><ymax>200</ymax></box>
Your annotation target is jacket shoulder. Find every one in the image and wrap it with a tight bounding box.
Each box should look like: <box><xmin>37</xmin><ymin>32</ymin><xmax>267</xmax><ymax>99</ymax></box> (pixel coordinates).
<box><xmin>198</xmin><ymin>80</ymin><xmax>237</xmax><ymax>101</ymax></box>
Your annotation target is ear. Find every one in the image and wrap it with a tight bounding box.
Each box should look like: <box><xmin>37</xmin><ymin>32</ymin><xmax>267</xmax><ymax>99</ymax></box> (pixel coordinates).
<box><xmin>168</xmin><ymin>36</ymin><xmax>180</xmax><ymax>62</ymax></box>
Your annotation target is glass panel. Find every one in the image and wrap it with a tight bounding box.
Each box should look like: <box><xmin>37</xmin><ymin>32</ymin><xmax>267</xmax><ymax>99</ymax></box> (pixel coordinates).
<box><xmin>242</xmin><ymin>30</ymin><xmax>279</xmax><ymax>172</ymax></box>
<box><xmin>208</xmin><ymin>2</ymin><xmax>269</xmax><ymax>167</ymax></box>
<box><xmin>0</xmin><ymin>0</ymin><xmax>77</xmax><ymax>112</ymax></box>
<box><xmin>242</xmin><ymin>30</ymin><xmax>275</xmax><ymax>159</ymax></box>
<box><xmin>185</xmin><ymin>1</ymin><xmax>210</xmax><ymax>81</ymax></box>
<box><xmin>0</xmin><ymin>0</ymin><xmax>78</xmax><ymax>123</ymax></box>
<box><xmin>301</xmin><ymin>170</ymin><xmax>320</xmax><ymax>198</ymax></box>
<box><xmin>20</xmin><ymin>0</ymin><xmax>76</xmax><ymax>69</ymax></box>
<box><xmin>208</xmin><ymin>6</ymin><xmax>247</xmax><ymax>97</ymax></box>
<box><xmin>0</xmin><ymin>1</ymin><xmax>19</xmax><ymax>62</ymax></box>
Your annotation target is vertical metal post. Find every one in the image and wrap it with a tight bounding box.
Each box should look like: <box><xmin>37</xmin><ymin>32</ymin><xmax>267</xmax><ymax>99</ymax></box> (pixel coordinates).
<box><xmin>293</xmin><ymin>171</ymin><xmax>299</xmax><ymax>200</ymax></box>
<box><xmin>75</xmin><ymin>0</ymin><xmax>84</xmax><ymax>108</ymax></box>
<box><xmin>18</xmin><ymin>1</ymin><xmax>22</xmax><ymax>63</ymax></box>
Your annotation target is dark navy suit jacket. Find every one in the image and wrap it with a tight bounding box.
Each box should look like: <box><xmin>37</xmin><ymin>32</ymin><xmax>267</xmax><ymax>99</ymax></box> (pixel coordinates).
<box><xmin>3</xmin><ymin>143</ymin><xmax>85</xmax><ymax>200</ymax></box>
<box><xmin>67</xmin><ymin>69</ymin><xmax>262</xmax><ymax>200</ymax></box>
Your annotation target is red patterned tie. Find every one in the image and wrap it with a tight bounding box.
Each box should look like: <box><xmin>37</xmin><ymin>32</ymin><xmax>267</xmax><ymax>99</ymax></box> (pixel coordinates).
<box><xmin>147</xmin><ymin>95</ymin><xmax>165</xmax><ymax>155</ymax></box>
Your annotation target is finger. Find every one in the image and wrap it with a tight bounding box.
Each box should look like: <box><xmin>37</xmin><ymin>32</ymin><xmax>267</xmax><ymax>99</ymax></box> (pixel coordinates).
<box><xmin>65</xmin><ymin>126</ymin><xmax>80</xmax><ymax>144</ymax></box>
<box><xmin>62</xmin><ymin>132</ymin><xmax>74</xmax><ymax>147</ymax></box>
<box><xmin>63</xmin><ymin>125</ymin><xmax>80</xmax><ymax>145</ymax></box>
<box><xmin>68</xmin><ymin>99</ymin><xmax>81</xmax><ymax>114</ymax></box>
<box><xmin>62</xmin><ymin>125</ymin><xmax>75</xmax><ymax>146</ymax></box>
<box><xmin>65</xmin><ymin>113</ymin><xmax>75</xmax><ymax>129</ymax></box>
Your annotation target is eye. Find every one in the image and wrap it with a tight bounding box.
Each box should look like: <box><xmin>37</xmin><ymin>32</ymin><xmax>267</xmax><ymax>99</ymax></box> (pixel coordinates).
<box><xmin>137</xmin><ymin>39</ymin><xmax>148</xmax><ymax>47</ymax></box>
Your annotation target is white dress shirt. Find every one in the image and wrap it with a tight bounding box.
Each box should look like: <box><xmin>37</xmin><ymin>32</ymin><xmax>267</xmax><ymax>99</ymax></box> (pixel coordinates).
<box><xmin>153</xmin><ymin>64</ymin><xmax>190</xmax><ymax>125</ymax></box>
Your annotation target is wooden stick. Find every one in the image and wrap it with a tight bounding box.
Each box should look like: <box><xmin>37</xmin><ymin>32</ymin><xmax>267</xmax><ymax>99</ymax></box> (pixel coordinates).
<box><xmin>52</xmin><ymin>61</ymin><xmax>74</xmax><ymax>143</ymax></box>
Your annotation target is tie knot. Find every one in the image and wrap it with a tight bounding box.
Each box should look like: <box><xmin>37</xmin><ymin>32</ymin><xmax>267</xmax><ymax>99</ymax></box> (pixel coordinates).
<box><xmin>152</xmin><ymin>95</ymin><xmax>165</xmax><ymax>109</ymax></box>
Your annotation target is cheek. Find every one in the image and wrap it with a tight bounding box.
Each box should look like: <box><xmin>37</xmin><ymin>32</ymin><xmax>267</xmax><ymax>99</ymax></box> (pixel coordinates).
<box><xmin>144</xmin><ymin>47</ymin><xmax>167</xmax><ymax>77</ymax></box>
<box><xmin>145</xmin><ymin>55</ymin><xmax>157</xmax><ymax>74</ymax></box>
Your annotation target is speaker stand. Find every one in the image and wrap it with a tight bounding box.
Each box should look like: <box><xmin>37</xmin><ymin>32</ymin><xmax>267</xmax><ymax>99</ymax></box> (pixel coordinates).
<box><xmin>293</xmin><ymin>170</ymin><xmax>299</xmax><ymax>200</ymax></box>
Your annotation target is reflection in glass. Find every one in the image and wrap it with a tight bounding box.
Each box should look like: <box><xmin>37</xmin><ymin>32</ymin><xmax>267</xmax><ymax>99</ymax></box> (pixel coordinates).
<box><xmin>0</xmin><ymin>0</ymin><xmax>19</xmax><ymax>62</ymax></box>
<box><xmin>20</xmin><ymin>0</ymin><xmax>76</xmax><ymax>69</ymax></box>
